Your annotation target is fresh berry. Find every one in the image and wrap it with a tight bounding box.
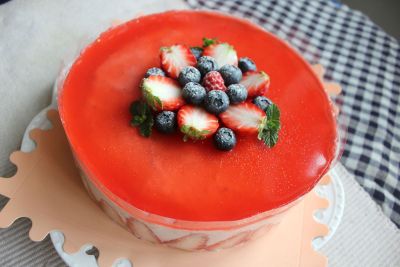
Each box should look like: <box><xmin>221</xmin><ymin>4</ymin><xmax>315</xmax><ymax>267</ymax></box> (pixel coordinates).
<box><xmin>141</xmin><ymin>76</ymin><xmax>185</xmax><ymax>111</ymax></box>
<box><xmin>163</xmin><ymin>234</ymin><xmax>208</xmax><ymax>251</ymax></box>
<box><xmin>204</xmin><ymin>90</ymin><xmax>230</xmax><ymax>115</ymax></box>
<box><xmin>190</xmin><ymin>47</ymin><xmax>203</xmax><ymax>60</ymax></box>
<box><xmin>144</xmin><ymin>67</ymin><xmax>166</xmax><ymax>78</ymax></box>
<box><xmin>253</xmin><ymin>96</ymin><xmax>273</xmax><ymax>112</ymax></box>
<box><xmin>240</xmin><ymin>71</ymin><xmax>270</xmax><ymax>98</ymax></box>
<box><xmin>196</xmin><ymin>56</ymin><xmax>218</xmax><ymax>76</ymax></box>
<box><xmin>220</xmin><ymin>102</ymin><xmax>281</xmax><ymax>147</ymax></box>
<box><xmin>238</xmin><ymin>57</ymin><xmax>257</xmax><ymax>73</ymax></box>
<box><xmin>203</xmin><ymin>43</ymin><xmax>238</xmax><ymax>67</ymax></box>
<box><xmin>218</xmin><ymin>65</ymin><xmax>242</xmax><ymax>86</ymax></box>
<box><xmin>226</xmin><ymin>84</ymin><xmax>248</xmax><ymax>104</ymax></box>
<box><xmin>160</xmin><ymin>45</ymin><xmax>197</xmax><ymax>79</ymax></box>
<box><xmin>178</xmin><ymin>66</ymin><xmax>201</xmax><ymax>86</ymax></box>
<box><xmin>214</xmin><ymin>127</ymin><xmax>237</xmax><ymax>151</ymax></box>
<box><xmin>155</xmin><ymin>111</ymin><xmax>177</xmax><ymax>134</ymax></box>
<box><xmin>182</xmin><ymin>82</ymin><xmax>207</xmax><ymax>105</ymax></box>
<box><xmin>219</xmin><ymin>102</ymin><xmax>266</xmax><ymax>134</ymax></box>
<box><xmin>177</xmin><ymin>105</ymin><xmax>219</xmax><ymax>141</ymax></box>
<box><xmin>202</xmin><ymin>71</ymin><xmax>226</xmax><ymax>92</ymax></box>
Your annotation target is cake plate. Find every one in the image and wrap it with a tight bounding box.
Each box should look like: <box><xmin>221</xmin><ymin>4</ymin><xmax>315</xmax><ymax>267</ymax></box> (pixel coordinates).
<box><xmin>16</xmin><ymin>65</ymin><xmax>345</xmax><ymax>267</ymax></box>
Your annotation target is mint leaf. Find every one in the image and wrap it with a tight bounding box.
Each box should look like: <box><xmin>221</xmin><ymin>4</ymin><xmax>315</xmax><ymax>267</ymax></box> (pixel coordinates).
<box><xmin>258</xmin><ymin>125</ymin><xmax>279</xmax><ymax>148</ymax></box>
<box><xmin>258</xmin><ymin>104</ymin><xmax>281</xmax><ymax>148</ymax></box>
<box><xmin>131</xmin><ymin>115</ymin><xmax>145</xmax><ymax>126</ymax></box>
<box><xmin>139</xmin><ymin>116</ymin><xmax>153</xmax><ymax>137</ymax></box>
<box><xmin>130</xmin><ymin>101</ymin><xmax>142</xmax><ymax>115</ymax></box>
<box><xmin>202</xmin><ymin>37</ymin><xmax>218</xmax><ymax>47</ymax></box>
<box><xmin>130</xmin><ymin>100</ymin><xmax>154</xmax><ymax>138</ymax></box>
<box><xmin>130</xmin><ymin>101</ymin><xmax>150</xmax><ymax>116</ymax></box>
<box><xmin>266</xmin><ymin>103</ymin><xmax>280</xmax><ymax>124</ymax></box>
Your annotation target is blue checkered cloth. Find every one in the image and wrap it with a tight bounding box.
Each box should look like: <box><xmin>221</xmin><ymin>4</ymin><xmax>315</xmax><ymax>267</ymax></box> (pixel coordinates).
<box><xmin>185</xmin><ymin>0</ymin><xmax>400</xmax><ymax>227</ymax></box>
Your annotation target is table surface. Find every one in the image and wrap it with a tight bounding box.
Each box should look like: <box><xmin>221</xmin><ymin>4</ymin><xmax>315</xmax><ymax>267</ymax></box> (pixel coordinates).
<box><xmin>0</xmin><ymin>0</ymin><xmax>399</xmax><ymax>266</ymax></box>
<box><xmin>342</xmin><ymin>0</ymin><xmax>400</xmax><ymax>40</ymax></box>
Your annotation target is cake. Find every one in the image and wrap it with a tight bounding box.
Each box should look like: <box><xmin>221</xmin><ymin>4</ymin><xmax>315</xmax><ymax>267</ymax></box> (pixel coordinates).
<box><xmin>58</xmin><ymin>10</ymin><xmax>337</xmax><ymax>251</ymax></box>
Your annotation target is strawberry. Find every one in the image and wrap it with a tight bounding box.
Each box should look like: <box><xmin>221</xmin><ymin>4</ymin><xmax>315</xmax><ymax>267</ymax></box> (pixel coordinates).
<box><xmin>127</xmin><ymin>219</ymin><xmax>160</xmax><ymax>243</ymax></box>
<box><xmin>239</xmin><ymin>71</ymin><xmax>270</xmax><ymax>98</ymax></box>
<box><xmin>177</xmin><ymin>105</ymin><xmax>219</xmax><ymax>141</ymax></box>
<box><xmin>220</xmin><ymin>102</ymin><xmax>281</xmax><ymax>147</ymax></box>
<box><xmin>206</xmin><ymin>231</ymin><xmax>252</xmax><ymax>250</ymax></box>
<box><xmin>202</xmin><ymin>71</ymin><xmax>226</xmax><ymax>91</ymax></box>
<box><xmin>203</xmin><ymin>43</ymin><xmax>238</xmax><ymax>67</ymax></box>
<box><xmin>163</xmin><ymin>234</ymin><xmax>209</xmax><ymax>251</ymax></box>
<box><xmin>220</xmin><ymin>102</ymin><xmax>265</xmax><ymax>134</ymax></box>
<box><xmin>160</xmin><ymin>45</ymin><xmax>197</xmax><ymax>79</ymax></box>
<box><xmin>141</xmin><ymin>76</ymin><xmax>185</xmax><ymax>111</ymax></box>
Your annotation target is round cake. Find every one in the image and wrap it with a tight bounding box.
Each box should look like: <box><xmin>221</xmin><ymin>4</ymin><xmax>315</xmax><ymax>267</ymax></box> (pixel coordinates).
<box><xmin>59</xmin><ymin>10</ymin><xmax>337</xmax><ymax>250</ymax></box>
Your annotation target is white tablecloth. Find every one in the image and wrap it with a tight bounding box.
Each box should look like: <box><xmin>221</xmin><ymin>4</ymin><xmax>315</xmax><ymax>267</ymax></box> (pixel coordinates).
<box><xmin>0</xmin><ymin>0</ymin><xmax>399</xmax><ymax>266</ymax></box>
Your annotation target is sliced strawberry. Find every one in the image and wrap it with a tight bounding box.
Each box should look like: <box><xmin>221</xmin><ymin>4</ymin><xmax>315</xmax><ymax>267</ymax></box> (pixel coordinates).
<box><xmin>240</xmin><ymin>71</ymin><xmax>270</xmax><ymax>98</ymax></box>
<box><xmin>220</xmin><ymin>102</ymin><xmax>265</xmax><ymax>134</ymax></box>
<box><xmin>206</xmin><ymin>231</ymin><xmax>252</xmax><ymax>250</ymax></box>
<box><xmin>127</xmin><ymin>219</ymin><xmax>160</xmax><ymax>243</ymax></box>
<box><xmin>163</xmin><ymin>234</ymin><xmax>208</xmax><ymax>251</ymax></box>
<box><xmin>203</xmin><ymin>43</ymin><xmax>238</xmax><ymax>67</ymax></box>
<box><xmin>177</xmin><ymin>105</ymin><xmax>219</xmax><ymax>141</ymax></box>
<box><xmin>141</xmin><ymin>76</ymin><xmax>185</xmax><ymax>111</ymax></box>
<box><xmin>220</xmin><ymin>102</ymin><xmax>281</xmax><ymax>148</ymax></box>
<box><xmin>160</xmin><ymin>45</ymin><xmax>197</xmax><ymax>78</ymax></box>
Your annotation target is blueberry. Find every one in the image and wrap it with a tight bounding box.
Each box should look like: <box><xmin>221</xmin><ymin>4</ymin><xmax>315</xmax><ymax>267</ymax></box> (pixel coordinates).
<box><xmin>190</xmin><ymin>47</ymin><xmax>203</xmax><ymax>60</ymax></box>
<box><xmin>214</xmin><ymin>127</ymin><xmax>237</xmax><ymax>151</ymax></box>
<box><xmin>178</xmin><ymin>66</ymin><xmax>201</xmax><ymax>86</ymax></box>
<box><xmin>238</xmin><ymin>57</ymin><xmax>256</xmax><ymax>73</ymax></box>
<box><xmin>144</xmin><ymin>67</ymin><xmax>166</xmax><ymax>78</ymax></box>
<box><xmin>182</xmin><ymin>82</ymin><xmax>207</xmax><ymax>105</ymax></box>
<box><xmin>204</xmin><ymin>90</ymin><xmax>230</xmax><ymax>114</ymax></box>
<box><xmin>253</xmin><ymin>96</ymin><xmax>273</xmax><ymax>111</ymax></box>
<box><xmin>219</xmin><ymin>65</ymin><xmax>242</xmax><ymax>85</ymax></box>
<box><xmin>155</xmin><ymin>111</ymin><xmax>177</xmax><ymax>134</ymax></box>
<box><xmin>196</xmin><ymin>56</ymin><xmax>218</xmax><ymax>76</ymax></box>
<box><xmin>227</xmin><ymin>84</ymin><xmax>248</xmax><ymax>104</ymax></box>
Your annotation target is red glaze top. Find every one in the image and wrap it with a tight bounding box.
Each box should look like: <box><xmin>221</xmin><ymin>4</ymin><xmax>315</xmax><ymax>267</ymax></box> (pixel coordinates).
<box><xmin>59</xmin><ymin>11</ymin><xmax>337</xmax><ymax>222</ymax></box>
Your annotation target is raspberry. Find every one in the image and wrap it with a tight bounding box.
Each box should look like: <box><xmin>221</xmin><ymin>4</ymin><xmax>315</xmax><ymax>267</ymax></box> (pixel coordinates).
<box><xmin>202</xmin><ymin>71</ymin><xmax>226</xmax><ymax>91</ymax></box>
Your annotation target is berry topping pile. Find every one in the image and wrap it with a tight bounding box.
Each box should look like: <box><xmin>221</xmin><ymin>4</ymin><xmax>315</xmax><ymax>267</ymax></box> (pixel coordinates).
<box><xmin>130</xmin><ymin>38</ymin><xmax>281</xmax><ymax>151</ymax></box>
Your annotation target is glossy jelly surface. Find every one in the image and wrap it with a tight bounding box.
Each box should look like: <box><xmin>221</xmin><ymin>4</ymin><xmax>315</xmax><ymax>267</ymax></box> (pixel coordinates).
<box><xmin>59</xmin><ymin>11</ymin><xmax>337</xmax><ymax>222</ymax></box>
